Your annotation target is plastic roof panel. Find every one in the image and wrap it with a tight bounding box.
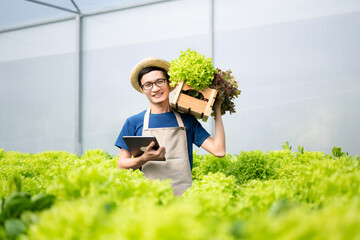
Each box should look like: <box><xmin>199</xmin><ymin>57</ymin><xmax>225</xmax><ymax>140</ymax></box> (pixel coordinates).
<box><xmin>0</xmin><ymin>0</ymin><xmax>161</xmax><ymax>31</ymax></box>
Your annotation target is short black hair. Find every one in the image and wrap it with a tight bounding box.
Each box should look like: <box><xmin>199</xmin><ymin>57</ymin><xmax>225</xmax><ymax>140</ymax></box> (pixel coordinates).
<box><xmin>138</xmin><ymin>66</ymin><xmax>169</xmax><ymax>87</ymax></box>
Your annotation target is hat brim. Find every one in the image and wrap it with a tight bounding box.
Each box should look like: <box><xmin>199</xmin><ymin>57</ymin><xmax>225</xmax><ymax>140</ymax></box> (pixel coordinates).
<box><xmin>130</xmin><ymin>57</ymin><xmax>174</xmax><ymax>93</ymax></box>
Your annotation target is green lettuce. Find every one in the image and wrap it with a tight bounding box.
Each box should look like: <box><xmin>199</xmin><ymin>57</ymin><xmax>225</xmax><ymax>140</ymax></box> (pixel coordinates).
<box><xmin>168</xmin><ymin>49</ymin><xmax>217</xmax><ymax>90</ymax></box>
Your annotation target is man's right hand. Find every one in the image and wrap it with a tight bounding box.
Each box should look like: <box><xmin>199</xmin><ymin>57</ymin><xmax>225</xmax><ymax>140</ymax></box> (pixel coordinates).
<box><xmin>117</xmin><ymin>142</ymin><xmax>166</xmax><ymax>170</ymax></box>
<box><xmin>141</xmin><ymin>141</ymin><xmax>166</xmax><ymax>161</ymax></box>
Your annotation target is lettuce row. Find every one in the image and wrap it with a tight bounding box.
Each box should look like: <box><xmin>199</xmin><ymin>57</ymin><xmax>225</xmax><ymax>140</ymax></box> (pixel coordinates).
<box><xmin>0</xmin><ymin>146</ymin><xmax>359</xmax><ymax>240</ymax></box>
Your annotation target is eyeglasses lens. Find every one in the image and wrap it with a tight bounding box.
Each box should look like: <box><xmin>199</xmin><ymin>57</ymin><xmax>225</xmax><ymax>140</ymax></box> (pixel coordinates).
<box><xmin>142</xmin><ymin>79</ymin><xmax>166</xmax><ymax>90</ymax></box>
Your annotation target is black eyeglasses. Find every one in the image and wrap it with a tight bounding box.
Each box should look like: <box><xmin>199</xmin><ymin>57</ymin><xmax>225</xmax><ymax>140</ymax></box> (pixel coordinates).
<box><xmin>141</xmin><ymin>78</ymin><xmax>167</xmax><ymax>90</ymax></box>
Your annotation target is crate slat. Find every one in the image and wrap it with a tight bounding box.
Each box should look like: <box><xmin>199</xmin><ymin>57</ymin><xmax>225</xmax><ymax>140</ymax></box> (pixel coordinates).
<box><xmin>170</xmin><ymin>82</ymin><xmax>218</xmax><ymax>121</ymax></box>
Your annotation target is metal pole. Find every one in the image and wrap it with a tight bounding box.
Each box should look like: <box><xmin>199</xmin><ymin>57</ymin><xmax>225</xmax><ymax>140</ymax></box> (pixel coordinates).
<box><xmin>71</xmin><ymin>0</ymin><xmax>81</xmax><ymax>14</ymax></box>
<box><xmin>209</xmin><ymin>0</ymin><xmax>214</xmax><ymax>61</ymax></box>
<box><xmin>209</xmin><ymin>0</ymin><xmax>215</xmax><ymax>137</ymax></box>
<box><xmin>25</xmin><ymin>0</ymin><xmax>79</xmax><ymax>14</ymax></box>
<box><xmin>0</xmin><ymin>17</ymin><xmax>75</xmax><ymax>33</ymax></box>
<box><xmin>75</xmin><ymin>14</ymin><xmax>83</xmax><ymax>155</ymax></box>
<box><xmin>1</xmin><ymin>0</ymin><xmax>174</xmax><ymax>33</ymax></box>
<box><xmin>82</xmin><ymin>0</ymin><xmax>172</xmax><ymax>17</ymax></box>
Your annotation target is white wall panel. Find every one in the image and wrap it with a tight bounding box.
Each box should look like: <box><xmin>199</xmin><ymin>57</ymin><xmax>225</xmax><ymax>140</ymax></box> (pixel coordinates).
<box><xmin>215</xmin><ymin>0</ymin><xmax>360</xmax><ymax>155</ymax></box>
<box><xmin>214</xmin><ymin>0</ymin><xmax>360</xmax><ymax>32</ymax></box>
<box><xmin>0</xmin><ymin>21</ymin><xmax>76</xmax><ymax>153</ymax></box>
<box><xmin>0</xmin><ymin>20</ymin><xmax>75</xmax><ymax>62</ymax></box>
<box><xmin>83</xmin><ymin>0</ymin><xmax>210</xmax><ymax>51</ymax></box>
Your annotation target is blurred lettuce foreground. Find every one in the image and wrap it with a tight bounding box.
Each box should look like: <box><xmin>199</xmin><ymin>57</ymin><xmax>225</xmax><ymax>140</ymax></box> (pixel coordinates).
<box><xmin>0</xmin><ymin>147</ymin><xmax>360</xmax><ymax>240</ymax></box>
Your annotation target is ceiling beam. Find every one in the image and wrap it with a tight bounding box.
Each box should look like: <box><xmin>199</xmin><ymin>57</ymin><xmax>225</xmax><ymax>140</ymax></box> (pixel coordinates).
<box><xmin>25</xmin><ymin>0</ymin><xmax>80</xmax><ymax>14</ymax></box>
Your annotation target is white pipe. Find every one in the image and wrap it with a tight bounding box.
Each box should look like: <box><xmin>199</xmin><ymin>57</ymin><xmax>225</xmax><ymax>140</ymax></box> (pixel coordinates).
<box><xmin>75</xmin><ymin>15</ymin><xmax>83</xmax><ymax>155</ymax></box>
<box><xmin>209</xmin><ymin>0</ymin><xmax>215</xmax><ymax>137</ymax></box>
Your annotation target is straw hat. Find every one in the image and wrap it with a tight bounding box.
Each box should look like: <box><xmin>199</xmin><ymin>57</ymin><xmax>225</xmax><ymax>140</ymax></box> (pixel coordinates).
<box><xmin>130</xmin><ymin>57</ymin><xmax>172</xmax><ymax>93</ymax></box>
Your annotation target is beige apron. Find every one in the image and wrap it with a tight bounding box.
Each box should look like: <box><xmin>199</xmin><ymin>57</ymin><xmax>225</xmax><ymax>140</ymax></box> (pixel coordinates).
<box><xmin>141</xmin><ymin>108</ymin><xmax>192</xmax><ymax>196</ymax></box>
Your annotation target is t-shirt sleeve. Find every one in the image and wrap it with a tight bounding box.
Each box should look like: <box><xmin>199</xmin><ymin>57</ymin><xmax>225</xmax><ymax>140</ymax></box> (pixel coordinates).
<box><xmin>192</xmin><ymin>117</ymin><xmax>210</xmax><ymax>147</ymax></box>
<box><xmin>115</xmin><ymin>119</ymin><xmax>134</xmax><ymax>151</ymax></box>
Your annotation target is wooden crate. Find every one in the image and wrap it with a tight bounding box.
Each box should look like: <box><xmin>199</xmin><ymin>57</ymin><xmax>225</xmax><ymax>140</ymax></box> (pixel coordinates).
<box><xmin>170</xmin><ymin>81</ymin><xmax>218</xmax><ymax>121</ymax></box>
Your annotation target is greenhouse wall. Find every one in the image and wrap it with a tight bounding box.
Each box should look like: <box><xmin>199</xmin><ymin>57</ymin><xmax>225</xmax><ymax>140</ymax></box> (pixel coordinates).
<box><xmin>0</xmin><ymin>20</ymin><xmax>77</xmax><ymax>152</ymax></box>
<box><xmin>0</xmin><ymin>0</ymin><xmax>359</xmax><ymax>156</ymax></box>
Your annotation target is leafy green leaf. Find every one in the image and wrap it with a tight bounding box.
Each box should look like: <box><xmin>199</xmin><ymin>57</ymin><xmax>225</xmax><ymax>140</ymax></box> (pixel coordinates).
<box><xmin>7</xmin><ymin>175</ymin><xmax>22</xmax><ymax>193</ymax></box>
<box><xmin>282</xmin><ymin>141</ymin><xmax>292</xmax><ymax>150</ymax></box>
<box><xmin>297</xmin><ymin>146</ymin><xmax>304</xmax><ymax>154</ymax></box>
<box><xmin>20</xmin><ymin>211</ymin><xmax>38</xmax><ymax>227</ymax></box>
<box><xmin>168</xmin><ymin>49</ymin><xmax>217</xmax><ymax>90</ymax></box>
<box><xmin>331</xmin><ymin>146</ymin><xmax>347</xmax><ymax>158</ymax></box>
<box><xmin>31</xmin><ymin>194</ymin><xmax>55</xmax><ymax>211</ymax></box>
<box><xmin>4</xmin><ymin>218</ymin><xmax>27</xmax><ymax>238</ymax></box>
<box><xmin>3</xmin><ymin>192</ymin><xmax>32</xmax><ymax>219</ymax></box>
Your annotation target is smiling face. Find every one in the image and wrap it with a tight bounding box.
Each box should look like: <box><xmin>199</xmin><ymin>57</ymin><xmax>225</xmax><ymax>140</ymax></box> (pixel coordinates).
<box><xmin>140</xmin><ymin>70</ymin><xmax>170</xmax><ymax>107</ymax></box>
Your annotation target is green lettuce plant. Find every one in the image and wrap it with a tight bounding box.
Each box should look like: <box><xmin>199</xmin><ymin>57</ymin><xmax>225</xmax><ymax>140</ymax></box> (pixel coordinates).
<box><xmin>169</xmin><ymin>49</ymin><xmax>241</xmax><ymax>116</ymax></box>
<box><xmin>1</xmin><ymin>147</ymin><xmax>360</xmax><ymax>240</ymax></box>
<box><xmin>0</xmin><ymin>175</ymin><xmax>55</xmax><ymax>240</ymax></box>
<box><xmin>168</xmin><ymin>49</ymin><xmax>217</xmax><ymax>90</ymax></box>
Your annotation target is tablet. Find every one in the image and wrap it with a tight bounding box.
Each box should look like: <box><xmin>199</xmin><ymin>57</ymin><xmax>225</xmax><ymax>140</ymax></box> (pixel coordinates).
<box><xmin>123</xmin><ymin>136</ymin><xmax>165</xmax><ymax>161</ymax></box>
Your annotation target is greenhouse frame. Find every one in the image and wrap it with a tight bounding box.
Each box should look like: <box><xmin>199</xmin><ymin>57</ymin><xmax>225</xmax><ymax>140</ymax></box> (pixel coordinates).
<box><xmin>0</xmin><ymin>0</ymin><xmax>359</xmax><ymax>156</ymax></box>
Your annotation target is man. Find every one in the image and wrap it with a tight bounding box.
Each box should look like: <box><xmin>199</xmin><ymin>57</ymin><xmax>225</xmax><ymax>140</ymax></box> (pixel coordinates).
<box><xmin>115</xmin><ymin>57</ymin><xmax>226</xmax><ymax>195</ymax></box>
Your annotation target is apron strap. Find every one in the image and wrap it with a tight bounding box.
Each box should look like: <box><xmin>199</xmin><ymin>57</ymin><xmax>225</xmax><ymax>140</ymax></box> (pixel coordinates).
<box><xmin>143</xmin><ymin>108</ymin><xmax>151</xmax><ymax>130</ymax></box>
<box><xmin>173</xmin><ymin>110</ymin><xmax>184</xmax><ymax>128</ymax></box>
<box><xmin>143</xmin><ymin>108</ymin><xmax>184</xmax><ymax>130</ymax></box>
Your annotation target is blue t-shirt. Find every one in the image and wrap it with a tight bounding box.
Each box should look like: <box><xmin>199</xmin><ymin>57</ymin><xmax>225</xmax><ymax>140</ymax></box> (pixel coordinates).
<box><xmin>115</xmin><ymin>110</ymin><xmax>210</xmax><ymax>169</ymax></box>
